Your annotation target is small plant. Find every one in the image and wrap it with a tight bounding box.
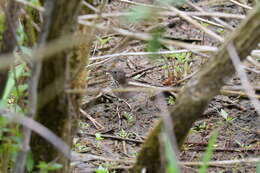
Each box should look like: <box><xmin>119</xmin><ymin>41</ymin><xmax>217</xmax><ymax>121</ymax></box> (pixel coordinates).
<box><xmin>217</xmin><ymin>28</ymin><xmax>225</xmax><ymax>34</ymax></box>
<box><xmin>165</xmin><ymin>51</ymin><xmax>192</xmax><ymax>79</ymax></box>
<box><xmin>133</xmin><ymin>74</ymin><xmax>142</xmax><ymax>80</ymax></box>
<box><xmin>96</xmin><ymin>36</ymin><xmax>112</xmax><ymax>46</ymax></box>
<box><xmin>234</xmin><ymin>139</ymin><xmax>245</xmax><ymax>148</ymax></box>
<box><xmin>122</xmin><ymin>112</ymin><xmax>134</xmax><ymax>123</ymax></box>
<box><xmin>95</xmin><ymin>133</ymin><xmax>104</xmax><ymax>149</ymax></box>
<box><xmin>219</xmin><ymin>109</ymin><xmax>233</xmax><ymax>122</ymax></box>
<box><xmin>193</xmin><ymin>121</ymin><xmax>207</xmax><ymax>131</ymax></box>
<box><xmin>95</xmin><ymin>133</ymin><xmax>104</xmax><ymax>141</ymax></box>
<box><xmin>94</xmin><ymin>165</ymin><xmax>110</xmax><ymax>173</ymax></box>
<box><xmin>73</xmin><ymin>138</ymin><xmax>90</xmax><ymax>153</ymax></box>
<box><xmin>116</xmin><ymin>129</ymin><xmax>128</xmax><ymax>138</ymax></box>
<box><xmin>0</xmin><ymin>117</ymin><xmax>21</xmax><ymax>173</ymax></box>
<box><xmin>167</xmin><ymin>96</ymin><xmax>175</xmax><ymax>105</ymax></box>
<box><xmin>200</xmin><ymin>21</ymin><xmax>209</xmax><ymax>27</ymax></box>
<box><xmin>79</xmin><ymin>121</ymin><xmax>89</xmax><ymax>129</ymax></box>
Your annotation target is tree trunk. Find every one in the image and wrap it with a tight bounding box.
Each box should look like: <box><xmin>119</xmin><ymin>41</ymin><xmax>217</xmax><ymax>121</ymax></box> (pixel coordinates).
<box><xmin>31</xmin><ymin>0</ymin><xmax>82</xmax><ymax>172</ymax></box>
<box><xmin>131</xmin><ymin>2</ymin><xmax>260</xmax><ymax>173</ymax></box>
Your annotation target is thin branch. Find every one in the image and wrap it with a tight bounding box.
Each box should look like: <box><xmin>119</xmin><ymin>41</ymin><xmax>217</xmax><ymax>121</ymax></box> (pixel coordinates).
<box><xmin>82</xmin><ymin>0</ymin><xmax>98</xmax><ymax>12</ymax></box>
<box><xmin>191</xmin><ymin>16</ymin><xmax>226</xmax><ymax>28</ymax></box>
<box><xmin>227</xmin><ymin>42</ymin><xmax>260</xmax><ymax>117</ymax></box>
<box><xmin>186</xmin><ymin>0</ymin><xmax>234</xmax><ymax>30</ymax></box>
<box><xmin>0</xmin><ymin>34</ymin><xmax>93</xmax><ymax>70</ymax></box>
<box><xmin>168</xmin><ymin>5</ymin><xmax>224</xmax><ymax>42</ymax></box>
<box><xmin>247</xmin><ymin>56</ymin><xmax>260</xmax><ymax>68</ymax></box>
<box><xmin>90</xmin><ymin>50</ymin><xmax>191</xmax><ymax>60</ymax></box>
<box><xmin>181</xmin><ymin>157</ymin><xmax>259</xmax><ymax>166</ymax></box>
<box><xmin>0</xmin><ymin>109</ymin><xmax>71</xmax><ymax>159</ymax></box>
<box><xmin>156</xmin><ymin>93</ymin><xmax>181</xmax><ymax>172</ymax></box>
<box><xmin>229</xmin><ymin>0</ymin><xmax>252</xmax><ymax>10</ymax></box>
<box><xmin>78</xmin><ymin>20</ymin><xmax>218</xmax><ymax>53</ymax></box>
<box><xmin>15</xmin><ymin>0</ymin><xmax>45</xmax><ymax>12</ymax></box>
<box><xmin>78</xmin><ymin>11</ymin><xmax>245</xmax><ymax>20</ymax></box>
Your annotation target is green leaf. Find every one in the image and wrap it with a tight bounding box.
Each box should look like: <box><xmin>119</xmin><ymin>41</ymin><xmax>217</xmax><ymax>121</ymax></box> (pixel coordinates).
<box><xmin>146</xmin><ymin>28</ymin><xmax>164</xmax><ymax>60</ymax></box>
<box><xmin>26</xmin><ymin>151</ymin><xmax>34</xmax><ymax>172</ymax></box>
<box><xmin>163</xmin><ymin>132</ymin><xmax>180</xmax><ymax>173</ymax></box>
<box><xmin>1</xmin><ymin>64</ymin><xmax>26</xmax><ymax>100</ymax></box>
<box><xmin>0</xmin><ymin>13</ymin><xmax>5</xmax><ymax>33</ymax></box>
<box><xmin>159</xmin><ymin>0</ymin><xmax>185</xmax><ymax>6</ymax></box>
<box><xmin>94</xmin><ymin>165</ymin><xmax>110</xmax><ymax>173</ymax></box>
<box><xmin>11</xmin><ymin>84</ymin><xmax>28</xmax><ymax>97</ymax></box>
<box><xmin>47</xmin><ymin>163</ymin><xmax>63</xmax><ymax>170</ymax></box>
<box><xmin>16</xmin><ymin>20</ymin><xmax>27</xmax><ymax>45</ymax></box>
<box><xmin>167</xmin><ymin>96</ymin><xmax>175</xmax><ymax>105</ymax></box>
<box><xmin>37</xmin><ymin>162</ymin><xmax>63</xmax><ymax>173</ymax></box>
<box><xmin>125</xmin><ymin>5</ymin><xmax>152</xmax><ymax>23</ymax></box>
<box><xmin>257</xmin><ymin>158</ymin><xmax>260</xmax><ymax>173</ymax></box>
<box><xmin>198</xmin><ymin>131</ymin><xmax>218</xmax><ymax>173</ymax></box>
<box><xmin>96</xmin><ymin>36</ymin><xmax>112</xmax><ymax>45</ymax></box>
<box><xmin>95</xmin><ymin>133</ymin><xmax>104</xmax><ymax>141</ymax></box>
<box><xmin>20</xmin><ymin>46</ymin><xmax>32</xmax><ymax>56</ymax></box>
<box><xmin>219</xmin><ymin>109</ymin><xmax>228</xmax><ymax>120</ymax></box>
<box><xmin>133</xmin><ymin>74</ymin><xmax>142</xmax><ymax>80</ymax></box>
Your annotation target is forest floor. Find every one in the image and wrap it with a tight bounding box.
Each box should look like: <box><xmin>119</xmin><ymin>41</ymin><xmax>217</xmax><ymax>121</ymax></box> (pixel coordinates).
<box><xmin>73</xmin><ymin>0</ymin><xmax>260</xmax><ymax>172</ymax></box>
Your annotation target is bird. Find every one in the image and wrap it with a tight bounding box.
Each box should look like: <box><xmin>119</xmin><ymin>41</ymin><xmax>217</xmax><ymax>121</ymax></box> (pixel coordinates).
<box><xmin>106</xmin><ymin>68</ymin><xmax>177</xmax><ymax>101</ymax></box>
<box><xmin>106</xmin><ymin>68</ymin><xmax>135</xmax><ymax>99</ymax></box>
<box><xmin>107</xmin><ymin>68</ymin><xmax>128</xmax><ymax>88</ymax></box>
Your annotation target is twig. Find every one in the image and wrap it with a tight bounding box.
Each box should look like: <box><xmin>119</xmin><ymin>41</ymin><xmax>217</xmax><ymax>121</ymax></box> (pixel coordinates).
<box><xmin>82</xmin><ymin>0</ymin><xmax>98</xmax><ymax>12</ymax></box>
<box><xmin>244</xmin><ymin>66</ymin><xmax>260</xmax><ymax>74</ymax></box>
<box><xmin>174</xmin><ymin>70</ymin><xmax>198</xmax><ymax>85</ymax></box>
<box><xmin>229</xmin><ymin>0</ymin><xmax>252</xmax><ymax>10</ymax></box>
<box><xmin>72</xmin><ymin>153</ymin><xmax>135</xmax><ymax>163</ymax></box>
<box><xmin>0</xmin><ymin>109</ymin><xmax>71</xmax><ymax>159</ymax></box>
<box><xmin>220</xmin><ymin>89</ymin><xmax>260</xmax><ymax>99</ymax></box>
<box><xmin>0</xmin><ymin>34</ymin><xmax>102</xmax><ymax>70</ymax></box>
<box><xmin>223</xmin><ymin>85</ymin><xmax>260</xmax><ymax>91</ymax></box>
<box><xmin>85</xmin><ymin>133</ymin><xmax>144</xmax><ymax>143</ymax></box>
<box><xmin>181</xmin><ymin>157</ymin><xmax>260</xmax><ymax>166</ymax></box>
<box><xmin>155</xmin><ymin>92</ymin><xmax>181</xmax><ymax>172</ymax></box>
<box><xmin>78</xmin><ymin>20</ymin><xmax>218</xmax><ymax>53</ymax></box>
<box><xmin>247</xmin><ymin>56</ymin><xmax>260</xmax><ymax>68</ymax></box>
<box><xmin>78</xmin><ymin>11</ymin><xmax>245</xmax><ymax>20</ymax></box>
<box><xmin>15</xmin><ymin>0</ymin><xmax>45</xmax><ymax>12</ymax></box>
<box><xmin>79</xmin><ymin>108</ymin><xmax>104</xmax><ymax>130</ymax></box>
<box><xmin>90</xmin><ymin>50</ymin><xmax>191</xmax><ymax>61</ymax></box>
<box><xmin>168</xmin><ymin>5</ymin><xmax>224</xmax><ymax>42</ymax></box>
<box><xmin>67</xmin><ymin>87</ymin><xmax>180</xmax><ymax>95</ymax></box>
<box><xmin>186</xmin><ymin>146</ymin><xmax>260</xmax><ymax>152</ymax></box>
<box><xmin>191</xmin><ymin>16</ymin><xmax>226</xmax><ymax>28</ymax></box>
<box><xmin>128</xmin><ymin>65</ymin><xmax>163</xmax><ymax>77</ymax></box>
<box><xmin>186</xmin><ymin>0</ymin><xmax>234</xmax><ymax>30</ymax></box>
<box><xmin>227</xmin><ymin>42</ymin><xmax>260</xmax><ymax>117</ymax></box>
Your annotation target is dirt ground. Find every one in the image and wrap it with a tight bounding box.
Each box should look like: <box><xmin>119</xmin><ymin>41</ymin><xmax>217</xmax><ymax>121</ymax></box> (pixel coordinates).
<box><xmin>73</xmin><ymin>1</ymin><xmax>260</xmax><ymax>172</ymax></box>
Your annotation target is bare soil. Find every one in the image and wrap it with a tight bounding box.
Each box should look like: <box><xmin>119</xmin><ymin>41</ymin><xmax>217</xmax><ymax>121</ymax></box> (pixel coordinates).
<box><xmin>73</xmin><ymin>1</ymin><xmax>260</xmax><ymax>172</ymax></box>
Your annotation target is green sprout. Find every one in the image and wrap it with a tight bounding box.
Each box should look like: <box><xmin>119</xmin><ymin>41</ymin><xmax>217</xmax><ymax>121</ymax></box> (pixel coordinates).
<box><xmin>123</xmin><ymin>112</ymin><xmax>134</xmax><ymax>123</ymax></box>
